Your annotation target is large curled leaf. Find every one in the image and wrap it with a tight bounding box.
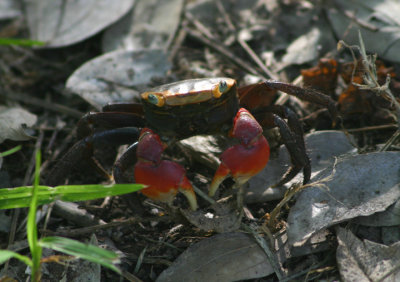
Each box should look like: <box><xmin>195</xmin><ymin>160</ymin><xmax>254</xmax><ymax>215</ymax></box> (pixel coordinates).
<box><xmin>66</xmin><ymin>49</ymin><xmax>171</xmax><ymax>110</ymax></box>
<box><xmin>287</xmin><ymin>151</ymin><xmax>400</xmax><ymax>246</ymax></box>
<box><xmin>157</xmin><ymin>232</ymin><xmax>274</xmax><ymax>282</ymax></box>
<box><xmin>24</xmin><ymin>0</ymin><xmax>134</xmax><ymax>48</ymax></box>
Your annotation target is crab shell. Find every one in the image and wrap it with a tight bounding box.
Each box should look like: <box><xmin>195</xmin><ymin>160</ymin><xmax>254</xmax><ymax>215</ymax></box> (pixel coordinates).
<box><xmin>140</xmin><ymin>78</ymin><xmax>239</xmax><ymax>140</ymax></box>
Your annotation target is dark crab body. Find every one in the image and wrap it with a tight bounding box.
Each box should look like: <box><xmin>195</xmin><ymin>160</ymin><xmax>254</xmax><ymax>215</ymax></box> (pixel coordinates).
<box><xmin>47</xmin><ymin>77</ymin><xmax>337</xmax><ymax>211</ymax></box>
<box><xmin>141</xmin><ymin>78</ymin><xmax>239</xmax><ymax>140</ymax></box>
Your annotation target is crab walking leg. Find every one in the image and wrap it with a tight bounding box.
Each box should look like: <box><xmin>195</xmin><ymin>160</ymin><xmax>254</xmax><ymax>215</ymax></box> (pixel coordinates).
<box><xmin>134</xmin><ymin>129</ymin><xmax>198</xmax><ymax>210</ymax></box>
<box><xmin>209</xmin><ymin>108</ymin><xmax>270</xmax><ymax>197</ymax></box>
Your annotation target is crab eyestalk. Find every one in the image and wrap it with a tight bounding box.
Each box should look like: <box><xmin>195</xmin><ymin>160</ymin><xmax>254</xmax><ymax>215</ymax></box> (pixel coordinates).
<box><xmin>134</xmin><ymin>128</ymin><xmax>198</xmax><ymax>210</ymax></box>
<box><xmin>209</xmin><ymin>108</ymin><xmax>270</xmax><ymax>197</ymax></box>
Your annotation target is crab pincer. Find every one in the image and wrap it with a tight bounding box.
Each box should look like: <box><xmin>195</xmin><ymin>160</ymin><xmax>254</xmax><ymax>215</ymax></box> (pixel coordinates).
<box><xmin>134</xmin><ymin>129</ymin><xmax>198</xmax><ymax>210</ymax></box>
<box><xmin>209</xmin><ymin>108</ymin><xmax>270</xmax><ymax>197</ymax></box>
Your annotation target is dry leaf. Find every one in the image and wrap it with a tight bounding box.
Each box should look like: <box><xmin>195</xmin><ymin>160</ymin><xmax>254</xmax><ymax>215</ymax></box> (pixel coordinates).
<box><xmin>287</xmin><ymin>151</ymin><xmax>400</xmax><ymax>246</ymax></box>
<box><xmin>0</xmin><ymin>106</ymin><xmax>37</xmax><ymax>144</ymax></box>
<box><xmin>66</xmin><ymin>49</ymin><xmax>171</xmax><ymax>110</ymax></box>
<box><xmin>157</xmin><ymin>232</ymin><xmax>274</xmax><ymax>282</ymax></box>
<box><xmin>246</xmin><ymin>130</ymin><xmax>356</xmax><ymax>203</ymax></box>
<box><xmin>336</xmin><ymin>227</ymin><xmax>400</xmax><ymax>281</ymax></box>
<box><xmin>102</xmin><ymin>0</ymin><xmax>184</xmax><ymax>52</ymax></box>
<box><xmin>24</xmin><ymin>0</ymin><xmax>134</xmax><ymax>47</ymax></box>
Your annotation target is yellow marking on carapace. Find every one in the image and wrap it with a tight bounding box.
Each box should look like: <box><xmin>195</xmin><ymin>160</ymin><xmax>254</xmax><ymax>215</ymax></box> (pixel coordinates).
<box><xmin>141</xmin><ymin>78</ymin><xmax>235</xmax><ymax>106</ymax></box>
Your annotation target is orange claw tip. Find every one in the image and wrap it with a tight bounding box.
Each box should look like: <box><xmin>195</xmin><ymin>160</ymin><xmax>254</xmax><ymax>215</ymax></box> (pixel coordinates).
<box><xmin>209</xmin><ymin>135</ymin><xmax>270</xmax><ymax>197</ymax></box>
<box><xmin>179</xmin><ymin>188</ymin><xmax>198</xmax><ymax>211</ymax></box>
<box><xmin>134</xmin><ymin>160</ymin><xmax>198</xmax><ymax>210</ymax></box>
<box><xmin>209</xmin><ymin>163</ymin><xmax>230</xmax><ymax>197</ymax></box>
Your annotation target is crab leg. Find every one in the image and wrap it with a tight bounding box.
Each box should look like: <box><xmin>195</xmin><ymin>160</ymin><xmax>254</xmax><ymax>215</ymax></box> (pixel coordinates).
<box><xmin>46</xmin><ymin>127</ymin><xmax>141</xmax><ymax>186</ymax></box>
<box><xmin>134</xmin><ymin>129</ymin><xmax>198</xmax><ymax>210</ymax></box>
<box><xmin>209</xmin><ymin>108</ymin><xmax>270</xmax><ymax>197</ymax></box>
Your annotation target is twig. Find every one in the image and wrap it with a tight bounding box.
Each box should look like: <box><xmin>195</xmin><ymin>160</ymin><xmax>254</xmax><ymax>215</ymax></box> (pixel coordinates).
<box><xmin>279</xmin><ymin>254</ymin><xmax>336</xmax><ymax>282</ymax></box>
<box><xmin>215</xmin><ymin>0</ymin><xmax>235</xmax><ymax>32</ymax></box>
<box><xmin>344</xmin><ymin>123</ymin><xmax>398</xmax><ymax>133</ymax></box>
<box><xmin>41</xmin><ymin>218</ymin><xmax>138</xmax><ymax>237</ymax></box>
<box><xmin>379</xmin><ymin>129</ymin><xmax>400</xmax><ymax>152</ymax></box>
<box><xmin>184</xmin><ymin>17</ymin><xmax>265</xmax><ymax>79</ymax></box>
<box><xmin>0</xmin><ymin>91</ymin><xmax>83</xmax><ymax>118</ymax></box>
<box><xmin>237</xmin><ymin>37</ymin><xmax>279</xmax><ymax>80</ymax></box>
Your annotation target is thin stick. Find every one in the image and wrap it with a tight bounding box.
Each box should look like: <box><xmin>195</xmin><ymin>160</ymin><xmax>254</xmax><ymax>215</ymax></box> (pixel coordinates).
<box><xmin>344</xmin><ymin>124</ymin><xmax>398</xmax><ymax>133</ymax></box>
<box><xmin>0</xmin><ymin>91</ymin><xmax>83</xmax><ymax>118</ymax></box>
<box><xmin>185</xmin><ymin>24</ymin><xmax>265</xmax><ymax>79</ymax></box>
<box><xmin>237</xmin><ymin>37</ymin><xmax>279</xmax><ymax>80</ymax></box>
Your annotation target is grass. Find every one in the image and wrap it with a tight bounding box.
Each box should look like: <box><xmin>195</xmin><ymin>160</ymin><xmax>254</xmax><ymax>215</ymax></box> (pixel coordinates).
<box><xmin>0</xmin><ymin>149</ymin><xmax>144</xmax><ymax>281</ymax></box>
<box><xmin>0</xmin><ymin>38</ymin><xmax>45</xmax><ymax>46</ymax></box>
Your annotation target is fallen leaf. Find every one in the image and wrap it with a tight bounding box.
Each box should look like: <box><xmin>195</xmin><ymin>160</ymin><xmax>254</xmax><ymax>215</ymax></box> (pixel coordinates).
<box><xmin>156</xmin><ymin>232</ymin><xmax>274</xmax><ymax>282</ymax></box>
<box><xmin>102</xmin><ymin>0</ymin><xmax>184</xmax><ymax>52</ymax></box>
<box><xmin>336</xmin><ymin>227</ymin><xmax>400</xmax><ymax>281</ymax></box>
<box><xmin>355</xmin><ymin>198</ymin><xmax>400</xmax><ymax>227</ymax></box>
<box><xmin>282</xmin><ymin>27</ymin><xmax>321</xmax><ymax>65</ymax></box>
<box><xmin>0</xmin><ymin>106</ymin><xmax>37</xmax><ymax>144</ymax></box>
<box><xmin>65</xmin><ymin>49</ymin><xmax>171</xmax><ymax>110</ymax></box>
<box><xmin>287</xmin><ymin>151</ymin><xmax>400</xmax><ymax>246</ymax></box>
<box><xmin>327</xmin><ymin>0</ymin><xmax>400</xmax><ymax>63</ymax></box>
<box><xmin>24</xmin><ymin>0</ymin><xmax>134</xmax><ymax>48</ymax></box>
<box><xmin>245</xmin><ymin>130</ymin><xmax>356</xmax><ymax>203</ymax></box>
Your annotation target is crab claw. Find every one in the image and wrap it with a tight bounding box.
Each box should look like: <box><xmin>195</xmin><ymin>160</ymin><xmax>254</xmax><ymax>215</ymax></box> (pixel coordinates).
<box><xmin>209</xmin><ymin>108</ymin><xmax>270</xmax><ymax>197</ymax></box>
<box><xmin>134</xmin><ymin>129</ymin><xmax>198</xmax><ymax>210</ymax></box>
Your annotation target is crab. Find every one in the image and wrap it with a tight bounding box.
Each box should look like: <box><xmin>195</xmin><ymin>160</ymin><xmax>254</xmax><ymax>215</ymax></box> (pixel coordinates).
<box><xmin>47</xmin><ymin>78</ymin><xmax>337</xmax><ymax>210</ymax></box>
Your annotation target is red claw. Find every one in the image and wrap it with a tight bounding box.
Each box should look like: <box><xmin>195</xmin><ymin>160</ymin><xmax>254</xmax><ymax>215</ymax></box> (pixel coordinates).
<box><xmin>134</xmin><ymin>129</ymin><xmax>198</xmax><ymax>210</ymax></box>
<box><xmin>209</xmin><ymin>109</ymin><xmax>270</xmax><ymax>197</ymax></box>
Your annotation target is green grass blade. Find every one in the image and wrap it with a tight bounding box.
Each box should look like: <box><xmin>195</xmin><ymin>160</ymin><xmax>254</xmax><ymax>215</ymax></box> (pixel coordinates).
<box><xmin>0</xmin><ymin>250</ymin><xmax>32</xmax><ymax>266</ymax></box>
<box><xmin>27</xmin><ymin>151</ymin><xmax>43</xmax><ymax>279</ymax></box>
<box><xmin>39</xmin><ymin>236</ymin><xmax>121</xmax><ymax>274</ymax></box>
<box><xmin>0</xmin><ymin>38</ymin><xmax>45</xmax><ymax>46</ymax></box>
<box><xmin>0</xmin><ymin>145</ymin><xmax>22</xmax><ymax>157</ymax></box>
<box><xmin>0</xmin><ymin>183</ymin><xmax>144</xmax><ymax>209</ymax></box>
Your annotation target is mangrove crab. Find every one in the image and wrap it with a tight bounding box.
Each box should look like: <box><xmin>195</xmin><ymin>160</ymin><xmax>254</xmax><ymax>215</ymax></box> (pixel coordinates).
<box><xmin>47</xmin><ymin>78</ymin><xmax>337</xmax><ymax>210</ymax></box>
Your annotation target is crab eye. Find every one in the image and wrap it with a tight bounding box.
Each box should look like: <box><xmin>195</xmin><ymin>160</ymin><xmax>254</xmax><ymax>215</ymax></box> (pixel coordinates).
<box><xmin>146</xmin><ymin>93</ymin><xmax>165</xmax><ymax>107</ymax></box>
<box><xmin>212</xmin><ymin>80</ymin><xmax>230</xmax><ymax>98</ymax></box>
<box><xmin>219</xmin><ymin>80</ymin><xmax>228</xmax><ymax>93</ymax></box>
<box><xmin>148</xmin><ymin>94</ymin><xmax>158</xmax><ymax>104</ymax></box>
